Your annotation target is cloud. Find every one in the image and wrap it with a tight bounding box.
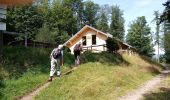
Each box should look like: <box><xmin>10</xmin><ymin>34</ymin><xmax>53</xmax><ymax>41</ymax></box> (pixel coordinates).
<box><xmin>135</xmin><ymin>0</ymin><xmax>153</xmax><ymax>7</ymax></box>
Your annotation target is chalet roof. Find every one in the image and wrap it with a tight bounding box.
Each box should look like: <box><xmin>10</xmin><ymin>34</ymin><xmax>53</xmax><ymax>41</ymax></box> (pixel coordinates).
<box><xmin>64</xmin><ymin>25</ymin><xmax>112</xmax><ymax>46</ymax></box>
<box><xmin>64</xmin><ymin>25</ymin><xmax>135</xmax><ymax>49</ymax></box>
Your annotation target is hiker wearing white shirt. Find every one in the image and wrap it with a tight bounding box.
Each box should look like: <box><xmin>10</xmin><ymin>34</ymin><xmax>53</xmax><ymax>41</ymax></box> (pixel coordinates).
<box><xmin>48</xmin><ymin>44</ymin><xmax>63</xmax><ymax>81</ymax></box>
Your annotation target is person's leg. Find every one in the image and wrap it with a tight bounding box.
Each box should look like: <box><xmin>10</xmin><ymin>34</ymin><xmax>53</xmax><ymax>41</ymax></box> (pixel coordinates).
<box><xmin>61</xmin><ymin>50</ymin><xmax>64</xmax><ymax>66</ymax></box>
<box><xmin>77</xmin><ymin>55</ymin><xmax>80</xmax><ymax>65</ymax></box>
<box><xmin>77</xmin><ymin>51</ymin><xmax>80</xmax><ymax>65</ymax></box>
<box><xmin>56</xmin><ymin>58</ymin><xmax>61</xmax><ymax>76</ymax></box>
<box><xmin>49</xmin><ymin>58</ymin><xmax>56</xmax><ymax>81</ymax></box>
<box><xmin>74</xmin><ymin>51</ymin><xmax>78</xmax><ymax>66</ymax></box>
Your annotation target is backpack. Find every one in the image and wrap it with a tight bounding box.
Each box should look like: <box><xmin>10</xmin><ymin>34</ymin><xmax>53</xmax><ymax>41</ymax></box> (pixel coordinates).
<box><xmin>52</xmin><ymin>48</ymin><xmax>62</xmax><ymax>59</ymax></box>
<box><xmin>74</xmin><ymin>44</ymin><xmax>81</xmax><ymax>51</ymax></box>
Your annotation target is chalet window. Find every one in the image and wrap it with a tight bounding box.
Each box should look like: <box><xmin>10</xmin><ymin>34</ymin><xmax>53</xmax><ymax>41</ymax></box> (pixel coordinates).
<box><xmin>82</xmin><ymin>36</ymin><xmax>86</xmax><ymax>46</ymax></box>
<box><xmin>92</xmin><ymin>35</ymin><xmax>96</xmax><ymax>45</ymax></box>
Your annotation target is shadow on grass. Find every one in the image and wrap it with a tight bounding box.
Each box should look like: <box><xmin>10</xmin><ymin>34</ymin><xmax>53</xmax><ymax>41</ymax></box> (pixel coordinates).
<box><xmin>81</xmin><ymin>51</ymin><xmax>129</xmax><ymax>66</ymax></box>
<box><xmin>143</xmin><ymin>87</ymin><xmax>170</xmax><ymax>100</ymax></box>
<box><xmin>144</xmin><ymin>66</ymin><xmax>161</xmax><ymax>74</ymax></box>
<box><xmin>140</xmin><ymin>55</ymin><xmax>164</xmax><ymax>69</ymax></box>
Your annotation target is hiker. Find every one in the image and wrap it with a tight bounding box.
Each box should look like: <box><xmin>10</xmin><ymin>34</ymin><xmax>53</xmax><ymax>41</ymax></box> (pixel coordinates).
<box><xmin>74</xmin><ymin>42</ymin><xmax>82</xmax><ymax>66</ymax></box>
<box><xmin>48</xmin><ymin>44</ymin><xmax>63</xmax><ymax>81</ymax></box>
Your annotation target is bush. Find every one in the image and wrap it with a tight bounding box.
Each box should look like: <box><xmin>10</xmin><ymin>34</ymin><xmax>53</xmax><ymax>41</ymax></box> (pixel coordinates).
<box><xmin>106</xmin><ymin>37</ymin><xmax>119</xmax><ymax>52</ymax></box>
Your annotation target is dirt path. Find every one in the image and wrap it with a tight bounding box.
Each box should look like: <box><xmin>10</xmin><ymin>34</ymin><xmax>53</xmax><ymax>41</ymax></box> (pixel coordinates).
<box><xmin>119</xmin><ymin>70</ymin><xmax>170</xmax><ymax>100</ymax></box>
<box><xmin>19</xmin><ymin>67</ymin><xmax>78</xmax><ymax>100</ymax></box>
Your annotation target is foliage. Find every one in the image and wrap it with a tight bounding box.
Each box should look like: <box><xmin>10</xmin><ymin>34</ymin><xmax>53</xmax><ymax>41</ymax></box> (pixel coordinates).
<box><xmin>161</xmin><ymin>1</ymin><xmax>170</xmax><ymax>63</ymax></box>
<box><xmin>163</xmin><ymin>23</ymin><xmax>170</xmax><ymax>63</ymax></box>
<box><xmin>152</xmin><ymin>11</ymin><xmax>161</xmax><ymax>62</ymax></box>
<box><xmin>110</xmin><ymin>5</ymin><xmax>125</xmax><ymax>41</ymax></box>
<box><xmin>96</xmin><ymin>5</ymin><xmax>110</xmax><ymax>32</ymax></box>
<box><xmin>106</xmin><ymin>37</ymin><xmax>119</xmax><ymax>52</ymax></box>
<box><xmin>6</xmin><ymin>5</ymin><xmax>44</xmax><ymax>40</ymax></box>
<box><xmin>160</xmin><ymin>0</ymin><xmax>170</xmax><ymax>23</ymax></box>
<box><xmin>83</xmin><ymin>0</ymin><xmax>100</xmax><ymax>27</ymax></box>
<box><xmin>6</xmin><ymin>0</ymin><xmax>127</xmax><ymax>44</ymax></box>
<box><xmin>35</xmin><ymin>26</ymin><xmax>56</xmax><ymax>43</ymax></box>
<box><xmin>63</xmin><ymin>0</ymin><xmax>84</xmax><ymax>30</ymax></box>
<box><xmin>126</xmin><ymin>16</ymin><xmax>154</xmax><ymax>57</ymax></box>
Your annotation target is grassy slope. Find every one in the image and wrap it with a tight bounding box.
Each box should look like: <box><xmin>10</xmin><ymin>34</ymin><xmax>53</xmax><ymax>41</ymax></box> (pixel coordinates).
<box><xmin>35</xmin><ymin>53</ymin><xmax>162</xmax><ymax>100</ymax></box>
<box><xmin>0</xmin><ymin>46</ymin><xmax>74</xmax><ymax>100</ymax></box>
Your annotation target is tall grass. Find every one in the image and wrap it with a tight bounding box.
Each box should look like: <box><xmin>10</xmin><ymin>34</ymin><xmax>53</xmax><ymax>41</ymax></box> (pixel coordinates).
<box><xmin>0</xmin><ymin>46</ymin><xmax>74</xmax><ymax>99</ymax></box>
<box><xmin>35</xmin><ymin>53</ymin><xmax>162</xmax><ymax>100</ymax></box>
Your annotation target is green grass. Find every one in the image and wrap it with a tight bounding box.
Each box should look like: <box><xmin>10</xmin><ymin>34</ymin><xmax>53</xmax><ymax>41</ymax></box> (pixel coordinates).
<box><xmin>0</xmin><ymin>46</ymin><xmax>163</xmax><ymax>100</ymax></box>
<box><xmin>0</xmin><ymin>46</ymin><xmax>74</xmax><ymax>100</ymax></box>
<box><xmin>142</xmin><ymin>74</ymin><xmax>170</xmax><ymax>100</ymax></box>
<box><xmin>35</xmin><ymin>53</ymin><xmax>162</xmax><ymax>100</ymax></box>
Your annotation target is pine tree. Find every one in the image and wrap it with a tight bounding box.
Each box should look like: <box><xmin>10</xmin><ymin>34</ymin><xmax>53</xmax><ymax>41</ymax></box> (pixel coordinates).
<box><xmin>126</xmin><ymin>16</ymin><xmax>154</xmax><ymax>57</ymax></box>
<box><xmin>153</xmin><ymin>11</ymin><xmax>161</xmax><ymax>62</ymax></box>
<box><xmin>83</xmin><ymin>1</ymin><xmax>99</xmax><ymax>27</ymax></box>
<box><xmin>96</xmin><ymin>5</ymin><xmax>110</xmax><ymax>32</ymax></box>
<box><xmin>163</xmin><ymin>22</ymin><xmax>170</xmax><ymax>63</ymax></box>
<box><xmin>110</xmin><ymin>5</ymin><xmax>124</xmax><ymax>41</ymax></box>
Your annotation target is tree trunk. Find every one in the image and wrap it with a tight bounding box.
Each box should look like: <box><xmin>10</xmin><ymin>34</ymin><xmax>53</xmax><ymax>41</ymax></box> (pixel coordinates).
<box><xmin>156</xmin><ymin>23</ymin><xmax>160</xmax><ymax>63</ymax></box>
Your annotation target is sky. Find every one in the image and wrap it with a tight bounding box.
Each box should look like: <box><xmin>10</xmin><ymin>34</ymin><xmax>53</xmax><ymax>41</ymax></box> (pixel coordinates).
<box><xmin>90</xmin><ymin>0</ymin><xmax>166</xmax><ymax>55</ymax></box>
<box><xmin>90</xmin><ymin>0</ymin><xmax>165</xmax><ymax>33</ymax></box>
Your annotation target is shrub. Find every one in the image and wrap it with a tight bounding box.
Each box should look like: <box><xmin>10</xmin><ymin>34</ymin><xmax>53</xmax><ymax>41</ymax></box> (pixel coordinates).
<box><xmin>106</xmin><ymin>37</ymin><xmax>119</xmax><ymax>52</ymax></box>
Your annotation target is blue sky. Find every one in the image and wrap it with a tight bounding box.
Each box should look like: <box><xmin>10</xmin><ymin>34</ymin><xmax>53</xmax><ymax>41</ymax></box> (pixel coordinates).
<box><xmin>90</xmin><ymin>0</ymin><xmax>166</xmax><ymax>54</ymax></box>
<box><xmin>90</xmin><ymin>0</ymin><xmax>166</xmax><ymax>33</ymax></box>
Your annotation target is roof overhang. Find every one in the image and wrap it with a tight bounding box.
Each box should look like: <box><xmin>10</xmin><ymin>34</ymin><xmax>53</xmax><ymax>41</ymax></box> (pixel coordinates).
<box><xmin>64</xmin><ymin>25</ymin><xmax>112</xmax><ymax>47</ymax></box>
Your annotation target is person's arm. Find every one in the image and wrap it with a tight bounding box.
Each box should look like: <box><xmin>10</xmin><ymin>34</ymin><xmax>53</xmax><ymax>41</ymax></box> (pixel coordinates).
<box><xmin>50</xmin><ymin>49</ymin><xmax>54</xmax><ymax>59</ymax></box>
<box><xmin>80</xmin><ymin>44</ymin><xmax>83</xmax><ymax>51</ymax></box>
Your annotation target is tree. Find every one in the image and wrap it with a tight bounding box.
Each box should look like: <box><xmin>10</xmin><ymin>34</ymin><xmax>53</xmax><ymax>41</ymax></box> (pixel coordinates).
<box><xmin>63</xmin><ymin>0</ymin><xmax>84</xmax><ymax>30</ymax></box>
<box><xmin>126</xmin><ymin>16</ymin><xmax>154</xmax><ymax>57</ymax></box>
<box><xmin>153</xmin><ymin>11</ymin><xmax>161</xmax><ymax>62</ymax></box>
<box><xmin>160</xmin><ymin>0</ymin><xmax>170</xmax><ymax>23</ymax></box>
<box><xmin>83</xmin><ymin>1</ymin><xmax>99</xmax><ymax>27</ymax></box>
<box><xmin>96</xmin><ymin>4</ymin><xmax>110</xmax><ymax>32</ymax></box>
<box><xmin>6</xmin><ymin>5</ymin><xmax>44</xmax><ymax>46</ymax></box>
<box><xmin>160</xmin><ymin>0</ymin><xmax>170</xmax><ymax>63</ymax></box>
<box><xmin>163</xmin><ymin>22</ymin><xmax>170</xmax><ymax>63</ymax></box>
<box><xmin>0</xmin><ymin>0</ymin><xmax>34</xmax><ymax>60</ymax></box>
<box><xmin>35</xmin><ymin>25</ymin><xmax>56</xmax><ymax>43</ymax></box>
<box><xmin>110</xmin><ymin>5</ymin><xmax>125</xmax><ymax>41</ymax></box>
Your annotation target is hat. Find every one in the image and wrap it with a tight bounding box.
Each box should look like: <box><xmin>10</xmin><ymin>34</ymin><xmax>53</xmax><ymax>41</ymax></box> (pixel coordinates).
<box><xmin>58</xmin><ymin>44</ymin><xmax>63</xmax><ymax>49</ymax></box>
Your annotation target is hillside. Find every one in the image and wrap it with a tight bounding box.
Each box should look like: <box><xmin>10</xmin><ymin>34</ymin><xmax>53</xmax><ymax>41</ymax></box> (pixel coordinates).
<box><xmin>0</xmin><ymin>46</ymin><xmax>74</xmax><ymax>99</ymax></box>
<box><xmin>0</xmin><ymin>46</ymin><xmax>162</xmax><ymax>100</ymax></box>
<box><xmin>35</xmin><ymin>52</ymin><xmax>162</xmax><ymax>100</ymax></box>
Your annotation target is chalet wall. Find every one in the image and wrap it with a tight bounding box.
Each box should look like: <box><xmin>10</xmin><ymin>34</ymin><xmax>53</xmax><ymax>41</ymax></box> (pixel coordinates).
<box><xmin>69</xmin><ymin>30</ymin><xmax>107</xmax><ymax>54</ymax></box>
